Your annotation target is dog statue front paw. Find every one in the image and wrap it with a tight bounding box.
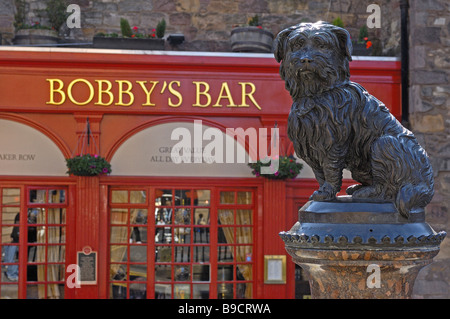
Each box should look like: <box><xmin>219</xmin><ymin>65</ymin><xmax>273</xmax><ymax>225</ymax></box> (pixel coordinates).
<box><xmin>310</xmin><ymin>183</ymin><xmax>337</xmax><ymax>201</ymax></box>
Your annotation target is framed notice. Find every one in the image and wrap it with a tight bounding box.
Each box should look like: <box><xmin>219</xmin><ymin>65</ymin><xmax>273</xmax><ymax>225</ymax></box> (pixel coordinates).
<box><xmin>77</xmin><ymin>246</ymin><xmax>97</xmax><ymax>285</ymax></box>
<box><xmin>264</xmin><ymin>255</ymin><xmax>286</xmax><ymax>284</ymax></box>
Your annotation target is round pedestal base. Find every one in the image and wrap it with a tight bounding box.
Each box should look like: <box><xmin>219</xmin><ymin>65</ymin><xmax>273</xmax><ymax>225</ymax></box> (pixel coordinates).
<box><xmin>280</xmin><ymin>198</ymin><xmax>446</xmax><ymax>299</ymax></box>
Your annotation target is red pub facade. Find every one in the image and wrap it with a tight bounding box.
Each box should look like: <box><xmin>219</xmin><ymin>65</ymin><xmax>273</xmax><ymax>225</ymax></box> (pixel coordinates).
<box><xmin>0</xmin><ymin>47</ymin><xmax>401</xmax><ymax>299</ymax></box>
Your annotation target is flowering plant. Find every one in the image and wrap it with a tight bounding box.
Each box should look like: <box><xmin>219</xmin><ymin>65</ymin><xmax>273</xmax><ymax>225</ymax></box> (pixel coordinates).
<box><xmin>248</xmin><ymin>155</ymin><xmax>303</xmax><ymax>180</ymax></box>
<box><xmin>66</xmin><ymin>154</ymin><xmax>111</xmax><ymax>176</ymax></box>
<box><xmin>233</xmin><ymin>15</ymin><xmax>264</xmax><ymax>29</ymax></box>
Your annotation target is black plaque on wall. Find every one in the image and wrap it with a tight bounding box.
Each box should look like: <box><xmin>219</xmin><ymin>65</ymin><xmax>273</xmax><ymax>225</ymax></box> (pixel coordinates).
<box><xmin>77</xmin><ymin>247</ymin><xmax>97</xmax><ymax>285</ymax></box>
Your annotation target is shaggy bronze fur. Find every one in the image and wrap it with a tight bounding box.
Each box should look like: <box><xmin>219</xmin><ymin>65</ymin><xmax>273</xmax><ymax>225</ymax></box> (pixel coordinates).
<box><xmin>274</xmin><ymin>21</ymin><xmax>434</xmax><ymax>218</ymax></box>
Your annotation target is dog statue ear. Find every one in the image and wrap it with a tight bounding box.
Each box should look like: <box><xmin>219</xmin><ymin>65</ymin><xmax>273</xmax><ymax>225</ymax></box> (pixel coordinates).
<box><xmin>274</xmin><ymin>26</ymin><xmax>297</xmax><ymax>62</ymax></box>
<box><xmin>331</xmin><ymin>26</ymin><xmax>353</xmax><ymax>61</ymax></box>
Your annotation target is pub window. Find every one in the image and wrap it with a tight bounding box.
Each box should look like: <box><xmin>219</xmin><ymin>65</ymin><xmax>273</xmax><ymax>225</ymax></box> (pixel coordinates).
<box><xmin>217</xmin><ymin>190</ymin><xmax>253</xmax><ymax>299</ymax></box>
<box><xmin>26</xmin><ymin>188</ymin><xmax>67</xmax><ymax>299</ymax></box>
<box><xmin>108</xmin><ymin>187</ymin><xmax>254</xmax><ymax>299</ymax></box>
<box><xmin>0</xmin><ymin>188</ymin><xmax>21</xmax><ymax>299</ymax></box>
<box><xmin>154</xmin><ymin>188</ymin><xmax>211</xmax><ymax>299</ymax></box>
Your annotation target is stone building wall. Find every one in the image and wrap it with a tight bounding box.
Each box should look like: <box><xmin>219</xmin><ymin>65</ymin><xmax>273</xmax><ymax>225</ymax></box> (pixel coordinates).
<box><xmin>1</xmin><ymin>0</ymin><xmax>401</xmax><ymax>55</ymax></box>
<box><xmin>409</xmin><ymin>0</ymin><xmax>450</xmax><ymax>299</ymax></box>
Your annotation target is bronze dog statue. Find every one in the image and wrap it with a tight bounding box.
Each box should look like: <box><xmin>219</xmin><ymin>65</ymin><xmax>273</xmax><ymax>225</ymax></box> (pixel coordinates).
<box><xmin>274</xmin><ymin>21</ymin><xmax>434</xmax><ymax>218</ymax></box>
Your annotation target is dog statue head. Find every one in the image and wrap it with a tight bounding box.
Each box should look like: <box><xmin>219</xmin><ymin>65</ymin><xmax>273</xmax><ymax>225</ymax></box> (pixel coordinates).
<box><xmin>274</xmin><ymin>21</ymin><xmax>353</xmax><ymax>98</ymax></box>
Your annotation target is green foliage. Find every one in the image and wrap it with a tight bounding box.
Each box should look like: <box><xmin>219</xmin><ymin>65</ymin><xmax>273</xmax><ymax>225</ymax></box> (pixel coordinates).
<box><xmin>13</xmin><ymin>0</ymin><xmax>26</xmax><ymax>30</ymax></box>
<box><xmin>46</xmin><ymin>0</ymin><xmax>68</xmax><ymax>31</ymax></box>
<box><xmin>120</xmin><ymin>18</ymin><xmax>133</xmax><ymax>37</ymax></box>
<box><xmin>248</xmin><ymin>155</ymin><xmax>303</xmax><ymax>180</ymax></box>
<box><xmin>156</xmin><ymin>19</ymin><xmax>166</xmax><ymax>38</ymax></box>
<box><xmin>358</xmin><ymin>25</ymin><xmax>368</xmax><ymax>43</ymax></box>
<box><xmin>248</xmin><ymin>15</ymin><xmax>260</xmax><ymax>26</ymax></box>
<box><xmin>332</xmin><ymin>17</ymin><xmax>344</xmax><ymax>28</ymax></box>
<box><xmin>66</xmin><ymin>154</ymin><xmax>112</xmax><ymax>176</ymax></box>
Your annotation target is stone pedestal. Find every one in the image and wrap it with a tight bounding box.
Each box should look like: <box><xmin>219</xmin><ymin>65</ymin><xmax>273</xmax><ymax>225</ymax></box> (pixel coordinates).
<box><xmin>280</xmin><ymin>196</ymin><xmax>446</xmax><ymax>299</ymax></box>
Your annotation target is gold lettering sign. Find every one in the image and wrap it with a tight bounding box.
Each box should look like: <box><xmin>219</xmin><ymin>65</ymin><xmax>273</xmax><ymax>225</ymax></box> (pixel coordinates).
<box><xmin>46</xmin><ymin>78</ymin><xmax>261</xmax><ymax>110</ymax></box>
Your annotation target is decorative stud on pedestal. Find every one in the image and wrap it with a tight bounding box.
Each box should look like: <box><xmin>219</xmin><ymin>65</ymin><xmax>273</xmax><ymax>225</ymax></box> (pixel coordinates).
<box><xmin>274</xmin><ymin>21</ymin><xmax>446</xmax><ymax>299</ymax></box>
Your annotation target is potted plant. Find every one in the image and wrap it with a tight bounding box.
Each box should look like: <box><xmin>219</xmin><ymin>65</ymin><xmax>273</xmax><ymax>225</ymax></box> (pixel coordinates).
<box><xmin>230</xmin><ymin>15</ymin><xmax>274</xmax><ymax>53</ymax></box>
<box><xmin>13</xmin><ymin>0</ymin><xmax>66</xmax><ymax>45</ymax></box>
<box><xmin>352</xmin><ymin>25</ymin><xmax>373</xmax><ymax>56</ymax></box>
<box><xmin>66</xmin><ymin>154</ymin><xmax>112</xmax><ymax>176</ymax></box>
<box><xmin>93</xmin><ymin>18</ymin><xmax>166</xmax><ymax>50</ymax></box>
<box><xmin>248</xmin><ymin>155</ymin><xmax>303</xmax><ymax>180</ymax></box>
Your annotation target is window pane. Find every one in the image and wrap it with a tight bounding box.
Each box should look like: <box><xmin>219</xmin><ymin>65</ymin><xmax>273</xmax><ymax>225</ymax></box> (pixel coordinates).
<box><xmin>155</xmin><ymin>189</ymin><xmax>172</xmax><ymax>206</ymax></box>
<box><xmin>2</xmin><ymin>188</ymin><xmax>20</xmax><ymax>205</ymax></box>
<box><xmin>130</xmin><ymin>191</ymin><xmax>146</xmax><ymax>204</ymax></box>
<box><xmin>237</xmin><ymin>283</ymin><xmax>251</xmax><ymax>299</ymax></box>
<box><xmin>29</xmin><ymin>189</ymin><xmax>45</xmax><ymax>203</ymax></box>
<box><xmin>48</xmin><ymin>227</ymin><xmax>65</xmax><ymax>244</ymax></box>
<box><xmin>156</xmin><ymin>246</ymin><xmax>171</xmax><ymax>262</ymax></box>
<box><xmin>129</xmin><ymin>283</ymin><xmax>146</xmax><ymax>299</ymax></box>
<box><xmin>174</xmin><ymin>227</ymin><xmax>191</xmax><ymax>244</ymax></box>
<box><xmin>130</xmin><ymin>246</ymin><xmax>146</xmax><ymax>262</ymax></box>
<box><xmin>217</xmin><ymin>283</ymin><xmax>233</xmax><ymax>299</ymax></box>
<box><xmin>111</xmin><ymin>190</ymin><xmax>128</xmax><ymax>203</ymax></box>
<box><xmin>130</xmin><ymin>264</ymin><xmax>147</xmax><ymax>281</ymax></box>
<box><xmin>2</xmin><ymin>227</ymin><xmax>15</xmax><ymax>244</ymax></box>
<box><xmin>111</xmin><ymin>227</ymin><xmax>128</xmax><ymax>243</ymax></box>
<box><xmin>193</xmin><ymin>246</ymin><xmax>209</xmax><ymax>262</ymax></box>
<box><xmin>220</xmin><ymin>191</ymin><xmax>234</xmax><ymax>204</ymax></box>
<box><xmin>49</xmin><ymin>190</ymin><xmax>66</xmax><ymax>203</ymax></box>
<box><xmin>155</xmin><ymin>265</ymin><xmax>172</xmax><ymax>282</ymax></box>
<box><xmin>237</xmin><ymin>264</ymin><xmax>252</xmax><ymax>280</ymax></box>
<box><xmin>130</xmin><ymin>226</ymin><xmax>147</xmax><ymax>243</ymax></box>
<box><xmin>217</xmin><ymin>246</ymin><xmax>233</xmax><ymax>262</ymax></box>
<box><xmin>48</xmin><ymin>208</ymin><xmax>65</xmax><ymax>224</ymax></box>
<box><xmin>194</xmin><ymin>208</ymin><xmax>209</xmax><ymax>225</ymax></box>
<box><xmin>193</xmin><ymin>284</ymin><xmax>209</xmax><ymax>299</ymax></box>
<box><xmin>155</xmin><ymin>284</ymin><xmax>171</xmax><ymax>299</ymax></box>
<box><xmin>110</xmin><ymin>264</ymin><xmax>127</xmax><ymax>281</ymax></box>
<box><xmin>27</xmin><ymin>208</ymin><xmax>44</xmax><ymax>226</ymax></box>
<box><xmin>217</xmin><ymin>265</ymin><xmax>233</xmax><ymax>281</ymax></box>
<box><xmin>193</xmin><ymin>265</ymin><xmax>210</xmax><ymax>282</ymax></box>
<box><xmin>111</xmin><ymin>209</ymin><xmax>128</xmax><ymax>224</ymax></box>
<box><xmin>193</xmin><ymin>227</ymin><xmax>209</xmax><ymax>244</ymax></box>
<box><xmin>236</xmin><ymin>246</ymin><xmax>252</xmax><ymax>262</ymax></box>
<box><xmin>2</xmin><ymin>207</ymin><xmax>20</xmax><ymax>224</ymax></box>
<box><xmin>110</xmin><ymin>245</ymin><xmax>127</xmax><ymax>263</ymax></box>
<box><xmin>237</xmin><ymin>191</ymin><xmax>252</xmax><ymax>204</ymax></box>
<box><xmin>131</xmin><ymin>209</ymin><xmax>147</xmax><ymax>225</ymax></box>
<box><xmin>174</xmin><ymin>265</ymin><xmax>190</xmax><ymax>281</ymax></box>
<box><xmin>218</xmin><ymin>227</ymin><xmax>234</xmax><ymax>243</ymax></box>
<box><xmin>174</xmin><ymin>208</ymin><xmax>190</xmax><ymax>224</ymax></box>
<box><xmin>236</xmin><ymin>210</ymin><xmax>252</xmax><ymax>225</ymax></box>
<box><xmin>155</xmin><ymin>227</ymin><xmax>171</xmax><ymax>243</ymax></box>
<box><xmin>155</xmin><ymin>208</ymin><xmax>172</xmax><ymax>225</ymax></box>
<box><xmin>194</xmin><ymin>190</ymin><xmax>210</xmax><ymax>206</ymax></box>
<box><xmin>47</xmin><ymin>264</ymin><xmax>65</xmax><ymax>281</ymax></box>
<box><xmin>218</xmin><ymin>210</ymin><xmax>233</xmax><ymax>224</ymax></box>
<box><xmin>175</xmin><ymin>189</ymin><xmax>191</xmax><ymax>206</ymax></box>
<box><xmin>174</xmin><ymin>246</ymin><xmax>190</xmax><ymax>262</ymax></box>
<box><xmin>174</xmin><ymin>284</ymin><xmax>190</xmax><ymax>299</ymax></box>
<box><xmin>236</xmin><ymin>227</ymin><xmax>253</xmax><ymax>243</ymax></box>
<box><xmin>1</xmin><ymin>284</ymin><xmax>18</xmax><ymax>298</ymax></box>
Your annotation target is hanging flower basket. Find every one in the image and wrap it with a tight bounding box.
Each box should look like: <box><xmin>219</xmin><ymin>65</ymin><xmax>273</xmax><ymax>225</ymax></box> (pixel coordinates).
<box><xmin>66</xmin><ymin>154</ymin><xmax>111</xmax><ymax>176</ymax></box>
<box><xmin>248</xmin><ymin>155</ymin><xmax>303</xmax><ymax>180</ymax></box>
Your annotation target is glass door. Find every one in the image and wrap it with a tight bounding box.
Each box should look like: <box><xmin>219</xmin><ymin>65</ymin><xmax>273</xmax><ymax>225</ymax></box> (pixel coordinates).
<box><xmin>108</xmin><ymin>186</ymin><xmax>255</xmax><ymax>299</ymax></box>
<box><xmin>0</xmin><ymin>186</ymin><xmax>69</xmax><ymax>299</ymax></box>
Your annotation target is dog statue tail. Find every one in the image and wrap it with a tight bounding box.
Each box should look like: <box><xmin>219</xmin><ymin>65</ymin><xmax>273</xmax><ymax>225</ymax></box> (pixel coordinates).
<box><xmin>394</xmin><ymin>139</ymin><xmax>434</xmax><ymax>219</ymax></box>
<box><xmin>396</xmin><ymin>182</ymin><xmax>434</xmax><ymax>219</ymax></box>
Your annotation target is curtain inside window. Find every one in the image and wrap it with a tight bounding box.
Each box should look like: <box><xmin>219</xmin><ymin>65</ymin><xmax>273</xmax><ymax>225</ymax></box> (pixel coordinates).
<box><xmin>218</xmin><ymin>209</ymin><xmax>253</xmax><ymax>298</ymax></box>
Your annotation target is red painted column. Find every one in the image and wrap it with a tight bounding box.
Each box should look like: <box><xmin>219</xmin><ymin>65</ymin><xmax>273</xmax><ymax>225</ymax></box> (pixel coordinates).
<box><xmin>74</xmin><ymin>175</ymin><xmax>100</xmax><ymax>298</ymax></box>
<box><xmin>262</xmin><ymin>178</ymin><xmax>289</xmax><ymax>298</ymax></box>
